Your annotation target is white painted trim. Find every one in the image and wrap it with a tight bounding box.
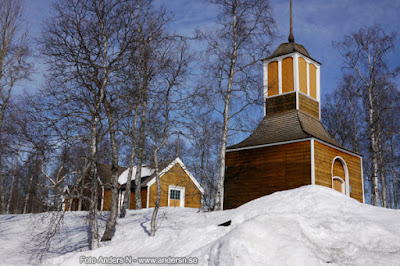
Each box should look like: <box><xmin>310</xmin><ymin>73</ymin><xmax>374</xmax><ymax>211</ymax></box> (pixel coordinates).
<box><xmin>146</xmin><ymin>186</ymin><xmax>150</xmax><ymax>208</ymax></box>
<box><xmin>316</xmin><ymin>66</ymin><xmax>321</xmax><ymax>102</ymax></box>
<box><xmin>317</xmin><ymin>65</ymin><xmax>321</xmax><ymax>120</ymax></box>
<box><xmin>298</xmin><ymin>90</ymin><xmax>319</xmax><ymax>103</ymax></box>
<box><xmin>361</xmin><ymin>157</ymin><xmax>365</xmax><ymax>203</ymax></box>
<box><xmin>296</xmin><ymin>90</ymin><xmax>299</xmax><ymax>110</ymax></box>
<box><xmin>331</xmin><ymin>156</ymin><xmax>350</xmax><ymax>196</ymax></box>
<box><xmin>293</xmin><ymin>54</ymin><xmax>299</xmax><ymax>91</ymax></box>
<box><xmin>314</xmin><ymin>139</ymin><xmax>362</xmax><ymax>159</ymax></box>
<box><xmin>226</xmin><ymin>138</ymin><xmax>312</xmax><ymax>153</ymax></box>
<box><xmin>332</xmin><ymin>176</ymin><xmax>346</xmax><ymax>194</ymax></box>
<box><xmin>100</xmin><ymin>186</ymin><xmax>104</xmax><ymax>211</ymax></box>
<box><xmin>264</xmin><ymin>52</ymin><xmax>297</xmax><ymax>64</ymax></box>
<box><xmin>263</xmin><ymin>61</ymin><xmax>268</xmax><ymax>116</ymax></box>
<box><xmin>278</xmin><ymin>60</ymin><xmax>282</xmax><ymax>94</ymax></box>
<box><xmin>265</xmin><ymin>90</ymin><xmax>296</xmax><ymax>99</ymax></box>
<box><xmin>263</xmin><ymin>52</ymin><xmax>321</xmax><ymax>67</ymax></box>
<box><xmin>97</xmin><ymin>176</ymin><xmax>104</xmax><ymax>211</ymax></box>
<box><xmin>175</xmin><ymin>158</ymin><xmax>205</xmax><ymax>193</ymax></box>
<box><xmin>117</xmin><ymin>190</ymin><xmax>120</xmax><ymax>210</ymax></box>
<box><xmin>311</xmin><ymin>139</ymin><xmax>315</xmax><ymax>185</ymax></box>
<box><xmin>317</xmin><ymin>66</ymin><xmax>321</xmax><ymax>119</ymax></box>
<box><xmin>146</xmin><ymin>157</ymin><xmax>204</xmax><ymax>194</ymax></box>
<box><xmin>168</xmin><ymin>185</ymin><xmax>185</xmax><ymax>207</ymax></box>
<box><xmin>307</xmin><ymin>63</ymin><xmax>310</xmax><ymax>96</ymax></box>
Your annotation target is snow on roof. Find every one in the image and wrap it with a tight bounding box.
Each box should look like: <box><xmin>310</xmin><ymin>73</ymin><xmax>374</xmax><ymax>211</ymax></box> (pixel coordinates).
<box><xmin>118</xmin><ymin>166</ymin><xmax>154</xmax><ymax>185</ymax></box>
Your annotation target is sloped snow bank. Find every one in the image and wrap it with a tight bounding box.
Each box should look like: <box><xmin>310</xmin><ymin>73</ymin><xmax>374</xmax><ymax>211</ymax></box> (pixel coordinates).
<box><xmin>191</xmin><ymin>186</ymin><xmax>400</xmax><ymax>265</ymax></box>
<box><xmin>1</xmin><ymin>185</ymin><xmax>399</xmax><ymax>266</ymax></box>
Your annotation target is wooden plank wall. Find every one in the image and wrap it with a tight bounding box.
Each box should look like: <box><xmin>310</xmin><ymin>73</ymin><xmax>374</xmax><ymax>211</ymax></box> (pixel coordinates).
<box><xmin>268</xmin><ymin>61</ymin><xmax>279</xmax><ymax>96</ymax></box>
<box><xmin>309</xmin><ymin>64</ymin><xmax>317</xmax><ymax>99</ymax></box>
<box><xmin>298</xmin><ymin>93</ymin><xmax>319</xmax><ymax>119</ymax></box>
<box><xmin>266</xmin><ymin>91</ymin><xmax>296</xmax><ymax>115</ymax></box>
<box><xmin>129</xmin><ymin>188</ymin><xmax>148</xmax><ymax>209</ymax></box>
<box><xmin>148</xmin><ymin>163</ymin><xmax>202</xmax><ymax>208</ymax></box>
<box><xmin>298</xmin><ymin>57</ymin><xmax>307</xmax><ymax>94</ymax></box>
<box><xmin>224</xmin><ymin>141</ymin><xmax>311</xmax><ymax>209</ymax></box>
<box><xmin>282</xmin><ymin>57</ymin><xmax>293</xmax><ymax>93</ymax></box>
<box><xmin>333</xmin><ymin>160</ymin><xmax>345</xmax><ymax>179</ymax></box>
<box><xmin>314</xmin><ymin>141</ymin><xmax>363</xmax><ymax>202</ymax></box>
<box><xmin>103</xmin><ymin>190</ymin><xmax>112</xmax><ymax>211</ymax></box>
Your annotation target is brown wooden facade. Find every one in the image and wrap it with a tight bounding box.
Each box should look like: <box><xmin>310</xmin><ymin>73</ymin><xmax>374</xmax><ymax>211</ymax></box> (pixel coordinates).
<box><xmin>224</xmin><ymin>141</ymin><xmax>311</xmax><ymax>209</ymax></box>
<box><xmin>224</xmin><ymin>139</ymin><xmax>364</xmax><ymax>209</ymax></box>
<box><xmin>314</xmin><ymin>141</ymin><xmax>363</xmax><ymax>202</ymax></box>
<box><xmin>65</xmin><ymin>158</ymin><xmax>203</xmax><ymax>211</ymax></box>
<box><xmin>115</xmin><ymin>159</ymin><xmax>203</xmax><ymax>210</ymax></box>
<box><xmin>147</xmin><ymin>163</ymin><xmax>202</xmax><ymax>208</ymax></box>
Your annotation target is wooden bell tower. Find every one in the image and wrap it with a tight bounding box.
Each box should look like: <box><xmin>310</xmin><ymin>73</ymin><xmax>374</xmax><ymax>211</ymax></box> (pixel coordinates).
<box><xmin>223</xmin><ymin>0</ymin><xmax>364</xmax><ymax>209</ymax></box>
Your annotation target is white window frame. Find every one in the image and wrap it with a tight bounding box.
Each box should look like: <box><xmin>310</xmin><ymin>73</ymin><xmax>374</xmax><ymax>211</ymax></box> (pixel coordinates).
<box><xmin>332</xmin><ymin>176</ymin><xmax>346</xmax><ymax>194</ymax></box>
<box><xmin>331</xmin><ymin>156</ymin><xmax>350</xmax><ymax>196</ymax></box>
<box><xmin>168</xmin><ymin>185</ymin><xmax>185</xmax><ymax>207</ymax></box>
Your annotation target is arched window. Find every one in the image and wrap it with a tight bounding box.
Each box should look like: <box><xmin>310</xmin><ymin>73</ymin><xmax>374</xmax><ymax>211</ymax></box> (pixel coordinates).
<box><xmin>332</xmin><ymin>176</ymin><xmax>345</xmax><ymax>194</ymax></box>
<box><xmin>331</xmin><ymin>156</ymin><xmax>350</xmax><ymax>196</ymax></box>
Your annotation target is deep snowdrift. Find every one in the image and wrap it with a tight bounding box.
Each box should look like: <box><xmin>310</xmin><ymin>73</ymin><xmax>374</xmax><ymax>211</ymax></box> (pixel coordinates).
<box><xmin>1</xmin><ymin>186</ymin><xmax>399</xmax><ymax>266</ymax></box>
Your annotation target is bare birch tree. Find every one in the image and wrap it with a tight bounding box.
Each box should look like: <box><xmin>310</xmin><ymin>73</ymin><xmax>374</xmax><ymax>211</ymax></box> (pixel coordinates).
<box><xmin>199</xmin><ymin>0</ymin><xmax>275</xmax><ymax>210</ymax></box>
<box><xmin>120</xmin><ymin>1</ymin><xmax>175</xmax><ymax>216</ymax></box>
<box><xmin>0</xmin><ymin>0</ymin><xmax>30</xmax><ymax>214</ymax></box>
<box><xmin>40</xmin><ymin>0</ymin><xmax>137</xmax><ymax>248</ymax></box>
<box><xmin>334</xmin><ymin>24</ymin><xmax>400</xmax><ymax>206</ymax></box>
<box><xmin>149</xmin><ymin>38</ymin><xmax>191</xmax><ymax>236</ymax></box>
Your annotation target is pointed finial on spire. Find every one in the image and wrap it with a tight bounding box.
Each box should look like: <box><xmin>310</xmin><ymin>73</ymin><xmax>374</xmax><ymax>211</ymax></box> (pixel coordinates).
<box><xmin>288</xmin><ymin>0</ymin><xmax>295</xmax><ymax>43</ymax></box>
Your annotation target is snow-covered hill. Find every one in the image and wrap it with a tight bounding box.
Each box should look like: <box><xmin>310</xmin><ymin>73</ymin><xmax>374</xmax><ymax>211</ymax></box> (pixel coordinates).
<box><xmin>1</xmin><ymin>186</ymin><xmax>400</xmax><ymax>265</ymax></box>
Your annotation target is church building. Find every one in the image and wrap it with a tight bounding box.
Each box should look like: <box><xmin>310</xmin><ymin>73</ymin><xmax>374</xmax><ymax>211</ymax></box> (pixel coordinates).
<box><xmin>223</xmin><ymin>1</ymin><xmax>364</xmax><ymax>209</ymax></box>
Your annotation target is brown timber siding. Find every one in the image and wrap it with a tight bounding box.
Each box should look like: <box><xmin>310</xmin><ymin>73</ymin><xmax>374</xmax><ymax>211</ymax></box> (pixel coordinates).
<box><xmin>128</xmin><ymin>188</ymin><xmax>148</xmax><ymax>209</ymax></box>
<box><xmin>224</xmin><ymin>141</ymin><xmax>312</xmax><ymax>209</ymax></box>
<box><xmin>310</xmin><ymin>64</ymin><xmax>317</xmax><ymax>99</ymax></box>
<box><xmin>314</xmin><ymin>141</ymin><xmax>363</xmax><ymax>202</ymax></box>
<box><xmin>148</xmin><ymin>163</ymin><xmax>202</xmax><ymax>208</ymax></box>
<box><xmin>103</xmin><ymin>190</ymin><xmax>112</xmax><ymax>211</ymax></box>
<box><xmin>333</xmin><ymin>159</ymin><xmax>345</xmax><ymax>179</ymax></box>
<box><xmin>282</xmin><ymin>57</ymin><xmax>293</xmax><ymax>93</ymax></box>
<box><xmin>268</xmin><ymin>61</ymin><xmax>279</xmax><ymax>96</ymax></box>
<box><xmin>298</xmin><ymin>93</ymin><xmax>319</xmax><ymax>119</ymax></box>
<box><xmin>266</xmin><ymin>91</ymin><xmax>296</xmax><ymax>115</ymax></box>
<box><xmin>298</xmin><ymin>57</ymin><xmax>307</xmax><ymax>94</ymax></box>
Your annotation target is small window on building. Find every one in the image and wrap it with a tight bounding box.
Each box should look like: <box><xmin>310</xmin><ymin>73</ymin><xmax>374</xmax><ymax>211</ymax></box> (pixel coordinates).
<box><xmin>170</xmin><ymin>189</ymin><xmax>181</xmax><ymax>200</ymax></box>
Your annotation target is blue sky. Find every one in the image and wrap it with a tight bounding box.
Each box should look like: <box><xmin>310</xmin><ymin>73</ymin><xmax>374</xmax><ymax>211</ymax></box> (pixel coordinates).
<box><xmin>23</xmin><ymin>0</ymin><xmax>400</xmax><ymax>100</ymax></box>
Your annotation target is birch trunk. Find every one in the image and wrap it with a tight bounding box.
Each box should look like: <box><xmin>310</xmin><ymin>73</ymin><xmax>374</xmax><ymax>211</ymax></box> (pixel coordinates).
<box><xmin>88</xmin><ymin>115</ymin><xmax>100</xmax><ymax>250</ymax></box>
<box><xmin>23</xmin><ymin>172</ymin><xmax>34</xmax><ymax>214</ymax></box>
<box><xmin>6</xmin><ymin>141</ymin><xmax>21</xmax><ymax>214</ymax></box>
<box><xmin>367</xmin><ymin>84</ymin><xmax>380</xmax><ymax>206</ymax></box>
<box><xmin>150</xmin><ymin>136</ymin><xmax>169</xmax><ymax>236</ymax></box>
<box><xmin>215</xmin><ymin>6</ymin><xmax>238</xmax><ymax>211</ymax></box>
<box><xmin>150</xmin><ymin>151</ymin><xmax>161</xmax><ymax>236</ymax></box>
<box><xmin>0</xmin><ymin>157</ymin><xmax>4</xmax><ymax>214</ymax></box>
<box><xmin>134</xmin><ymin>99</ymin><xmax>147</xmax><ymax>209</ymax></box>
<box><xmin>120</xmin><ymin>105</ymin><xmax>140</xmax><ymax>218</ymax></box>
<box><xmin>101</xmin><ymin>98</ymin><xmax>120</xmax><ymax>241</ymax></box>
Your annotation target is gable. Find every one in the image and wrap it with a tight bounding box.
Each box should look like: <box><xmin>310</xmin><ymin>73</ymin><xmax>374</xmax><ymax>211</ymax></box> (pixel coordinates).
<box><xmin>146</xmin><ymin>158</ymin><xmax>204</xmax><ymax>194</ymax></box>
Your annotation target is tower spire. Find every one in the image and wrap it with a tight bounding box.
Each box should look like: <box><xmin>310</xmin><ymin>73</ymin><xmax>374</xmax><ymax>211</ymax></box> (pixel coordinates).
<box><xmin>288</xmin><ymin>0</ymin><xmax>295</xmax><ymax>43</ymax></box>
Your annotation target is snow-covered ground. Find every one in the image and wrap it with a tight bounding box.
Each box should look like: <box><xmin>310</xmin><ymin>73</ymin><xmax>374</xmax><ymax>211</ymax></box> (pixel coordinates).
<box><xmin>1</xmin><ymin>186</ymin><xmax>400</xmax><ymax>266</ymax></box>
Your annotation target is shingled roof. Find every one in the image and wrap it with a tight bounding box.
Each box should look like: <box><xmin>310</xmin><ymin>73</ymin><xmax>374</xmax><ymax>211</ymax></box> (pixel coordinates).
<box><xmin>262</xmin><ymin>42</ymin><xmax>321</xmax><ymax>65</ymax></box>
<box><xmin>227</xmin><ymin>110</ymin><xmax>340</xmax><ymax>150</ymax></box>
